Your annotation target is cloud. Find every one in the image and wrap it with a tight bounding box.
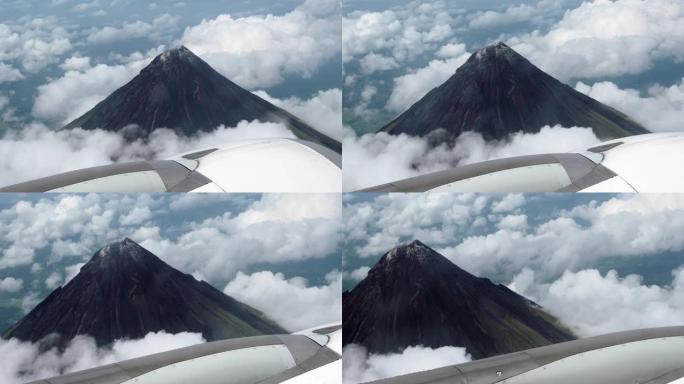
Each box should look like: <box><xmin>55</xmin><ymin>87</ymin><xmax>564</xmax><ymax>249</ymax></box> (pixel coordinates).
<box><xmin>343</xmin><ymin>344</ymin><xmax>471</xmax><ymax>384</ymax></box>
<box><xmin>0</xmin><ymin>331</ymin><xmax>203</xmax><ymax>384</ymax></box>
<box><xmin>253</xmin><ymin>88</ymin><xmax>344</xmax><ymax>141</ymax></box>
<box><xmin>44</xmin><ymin>272</ymin><xmax>62</xmax><ymax>289</ymax></box>
<box><xmin>0</xmin><ymin>277</ymin><xmax>23</xmax><ymax>292</ymax></box>
<box><xmin>86</xmin><ymin>14</ymin><xmax>180</xmax><ymax>44</ymax></box>
<box><xmin>0</xmin><ymin>193</ymin><xmax>340</xmax><ymax>289</ymax></box>
<box><xmin>342</xmin><ymin>2</ymin><xmax>459</xmax><ymax>63</ymax></box>
<box><xmin>0</xmin><ymin>62</ymin><xmax>23</xmax><ymax>83</ymax></box>
<box><xmin>180</xmin><ymin>0</ymin><xmax>340</xmax><ymax>89</ymax></box>
<box><xmin>491</xmin><ymin>194</ymin><xmax>525</xmax><ymax>213</ymax></box>
<box><xmin>345</xmin><ymin>193</ymin><xmax>684</xmax><ymax>289</ymax></box>
<box><xmin>343</xmin><ymin>193</ymin><xmax>491</xmax><ymax>258</ymax></box>
<box><xmin>32</xmin><ymin>50</ymin><xmax>157</xmax><ymax>125</ymax></box>
<box><xmin>440</xmin><ymin>194</ymin><xmax>684</xmax><ymax>281</ymax></box>
<box><xmin>119</xmin><ymin>206</ymin><xmax>152</xmax><ymax>226</ymax></box>
<box><xmin>507</xmin><ymin>0</ymin><xmax>684</xmax><ymax>80</ymax></box>
<box><xmin>344</xmin><ymin>266</ymin><xmax>370</xmax><ymax>282</ymax></box>
<box><xmin>59</xmin><ymin>56</ymin><xmax>91</xmax><ymax>71</ymax></box>
<box><xmin>224</xmin><ymin>270</ymin><xmax>341</xmax><ymax>332</ymax></box>
<box><xmin>20</xmin><ymin>292</ymin><xmax>40</xmax><ymax>314</ymax></box>
<box><xmin>576</xmin><ymin>78</ymin><xmax>684</xmax><ymax>133</ymax></box>
<box><xmin>386</xmin><ymin>45</ymin><xmax>470</xmax><ymax>113</ymax></box>
<box><xmin>468</xmin><ymin>0</ymin><xmax>571</xmax><ymax>29</ymax></box>
<box><xmin>359</xmin><ymin>52</ymin><xmax>399</xmax><ymax>74</ymax></box>
<box><xmin>0</xmin><ymin>17</ymin><xmax>72</xmax><ymax>73</ymax></box>
<box><xmin>496</xmin><ymin>214</ymin><xmax>528</xmax><ymax>230</ymax></box>
<box><xmin>0</xmin><ymin>120</ymin><xmax>296</xmax><ymax>186</ymax></box>
<box><xmin>342</xmin><ymin>126</ymin><xmax>601</xmax><ymax>191</ymax></box>
<box><xmin>511</xmin><ymin>268</ymin><xmax>684</xmax><ymax>337</ymax></box>
<box><xmin>136</xmin><ymin>194</ymin><xmax>341</xmax><ymax>285</ymax></box>
<box><xmin>64</xmin><ymin>262</ymin><xmax>84</xmax><ymax>284</ymax></box>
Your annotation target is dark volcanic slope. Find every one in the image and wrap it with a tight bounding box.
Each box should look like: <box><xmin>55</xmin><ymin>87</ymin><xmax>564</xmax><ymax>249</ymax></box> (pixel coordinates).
<box><xmin>63</xmin><ymin>46</ymin><xmax>341</xmax><ymax>153</ymax></box>
<box><xmin>343</xmin><ymin>240</ymin><xmax>575</xmax><ymax>359</ymax></box>
<box><xmin>380</xmin><ymin>42</ymin><xmax>648</xmax><ymax>142</ymax></box>
<box><xmin>2</xmin><ymin>238</ymin><xmax>285</xmax><ymax>347</ymax></box>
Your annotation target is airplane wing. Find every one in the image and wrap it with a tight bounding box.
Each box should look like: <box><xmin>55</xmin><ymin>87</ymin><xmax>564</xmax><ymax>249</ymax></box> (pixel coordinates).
<box><xmin>357</xmin><ymin>152</ymin><xmax>625</xmax><ymax>193</ymax></box>
<box><xmin>26</xmin><ymin>324</ymin><xmax>341</xmax><ymax>384</ymax></box>
<box><xmin>366</xmin><ymin>326</ymin><xmax>684</xmax><ymax>384</ymax></box>
<box><xmin>0</xmin><ymin>138</ymin><xmax>342</xmax><ymax>193</ymax></box>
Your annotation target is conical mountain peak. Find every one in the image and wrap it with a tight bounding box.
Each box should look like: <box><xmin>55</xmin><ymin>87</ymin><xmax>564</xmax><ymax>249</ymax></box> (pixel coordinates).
<box><xmin>378</xmin><ymin>239</ymin><xmax>453</xmax><ymax>269</ymax></box>
<box><xmin>344</xmin><ymin>242</ymin><xmax>576</xmax><ymax>357</ymax></box>
<box><xmin>3</xmin><ymin>238</ymin><xmax>285</xmax><ymax>348</ymax></box>
<box><xmin>84</xmin><ymin>237</ymin><xmax>160</xmax><ymax>271</ymax></box>
<box><xmin>379</xmin><ymin>41</ymin><xmax>648</xmax><ymax>141</ymax></box>
<box><xmin>62</xmin><ymin>44</ymin><xmax>341</xmax><ymax>152</ymax></box>
<box><xmin>147</xmin><ymin>45</ymin><xmax>202</xmax><ymax>69</ymax></box>
<box><xmin>473</xmin><ymin>41</ymin><xmax>519</xmax><ymax>62</ymax></box>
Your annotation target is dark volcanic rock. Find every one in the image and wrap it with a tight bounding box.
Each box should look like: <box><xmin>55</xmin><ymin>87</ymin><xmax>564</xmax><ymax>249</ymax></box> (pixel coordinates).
<box><xmin>379</xmin><ymin>42</ymin><xmax>648</xmax><ymax>142</ymax></box>
<box><xmin>2</xmin><ymin>238</ymin><xmax>285</xmax><ymax>348</ymax></box>
<box><xmin>63</xmin><ymin>46</ymin><xmax>341</xmax><ymax>152</ymax></box>
<box><xmin>343</xmin><ymin>240</ymin><xmax>576</xmax><ymax>359</ymax></box>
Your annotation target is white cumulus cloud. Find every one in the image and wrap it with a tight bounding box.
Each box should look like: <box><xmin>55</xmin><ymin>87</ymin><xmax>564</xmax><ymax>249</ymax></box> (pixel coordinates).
<box><xmin>576</xmin><ymin>78</ymin><xmax>684</xmax><ymax>133</ymax></box>
<box><xmin>180</xmin><ymin>0</ymin><xmax>340</xmax><ymax>89</ymax></box>
<box><xmin>0</xmin><ymin>277</ymin><xmax>23</xmax><ymax>292</ymax></box>
<box><xmin>511</xmin><ymin>267</ymin><xmax>684</xmax><ymax>337</ymax></box>
<box><xmin>507</xmin><ymin>0</ymin><xmax>684</xmax><ymax>80</ymax></box>
<box><xmin>342</xmin><ymin>126</ymin><xmax>601</xmax><ymax>191</ymax></box>
<box><xmin>224</xmin><ymin>270</ymin><xmax>341</xmax><ymax>332</ymax></box>
<box><xmin>0</xmin><ymin>331</ymin><xmax>203</xmax><ymax>384</ymax></box>
<box><xmin>343</xmin><ymin>344</ymin><xmax>471</xmax><ymax>384</ymax></box>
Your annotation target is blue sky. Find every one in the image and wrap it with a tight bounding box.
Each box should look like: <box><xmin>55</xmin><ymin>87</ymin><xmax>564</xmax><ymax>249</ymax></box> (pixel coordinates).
<box><xmin>0</xmin><ymin>193</ymin><xmax>341</xmax><ymax>333</ymax></box>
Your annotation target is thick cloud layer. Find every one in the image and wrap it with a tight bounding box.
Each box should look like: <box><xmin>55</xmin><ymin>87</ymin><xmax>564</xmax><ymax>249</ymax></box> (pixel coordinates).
<box><xmin>507</xmin><ymin>0</ymin><xmax>684</xmax><ymax>81</ymax></box>
<box><xmin>343</xmin><ymin>2</ymin><xmax>459</xmax><ymax>63</ymax></box>
<box><xmin>386</xmin><ymin>44</ymin><xmax>470</xmax><ymax>113</ymax></box>
<box><xmin>31</xmin><ymin>48</ymin><xmax>160</xmax><ymax>125</ymax></box>
<box><xmin>180</xmin><ymin>0</ymin><xmax>340</xmax><ymax>89</ymax></box>
<box><xmin>224</xmin><ymin>270</ymin><xmax>341</xmax><ymax>332</ymax></box>
<box><xmin>510</xmin><ymin>267</ymin><xmax>684</xmax><ymax>337</ymax></box>
<box><xmin>0</xmin><ymin>17</ymin><xmax>72</xmax><ymax>73</ymax></box>
<box><xmin>344</xmin><ymin>193</ymin><xmax>492</xmax><ymax>258</ymax></box>
<box><xmin>0</xmin><ymin>331</ymin><xmax>203</xmax><ymax>384</ymax></box>
<box><xmin>345</xmin><ymin>193</ymin><xmax>684</xmax><ymax>284</ymax></box>
<box><xmin>441</xmin><ymin>194</ymin><xmax>684</xmax><ymax>280</ymax></box>
<box><xmin>343</xmin><ymin>344</ymin><xmax>471</xmax><ymax>384</ymax></box>
<box><xmin>342</xmin><ymin>126</ymin><xmax>601</xmax><ymax>191</ymax></box>
<box><xmin>137</xmin><ymin>194</ymin><xmax>341</xmax><ymax>285</ymax></box>
<box><xmin>0</xmin><ymin>193</ymin><xmax>340</xmax><ymax>289</ymax></box>
<box><xmin>576</xmin><ymin>79</ymin><xmax>684</xmax><ymax>132</ymax></box>
<box><xmin>0</xmin><ymin>121</ymin><xmax>295</xmax><ymax>186</ymax></box>
<box><xmin>254</xmin><ymin>88</ymin><xmax>344</xmax><ymax>141</ymax></box>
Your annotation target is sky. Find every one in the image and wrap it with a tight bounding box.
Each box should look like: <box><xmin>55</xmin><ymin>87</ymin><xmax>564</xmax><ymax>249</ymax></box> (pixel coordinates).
<box><xmin>0</xmin><ymin>0</ymin><xmax>343</xmax><ymax>186</ymax></box>
<box><xmin>342</xmin><ymin>192</ymin><xmax>684</xmax><ymax>382</ymax></box>
<box><xmin>0</xmin><ymin>192</ymin><xmax>341</xmax><ymax>383</ymax></box>
<box><xmin>341</xmin><ymin>0</ymin><xmax>684</xmax><ymax>190</ymax></box>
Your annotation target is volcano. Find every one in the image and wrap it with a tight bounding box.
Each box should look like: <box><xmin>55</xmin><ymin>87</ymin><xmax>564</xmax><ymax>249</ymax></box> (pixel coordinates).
<box><xmin>2</xmin><ymin>238</ymin><xmax>285</xmax><ymax>347</ymax></box>
<box><xmin>342</xmin><ymin>240</ymin><xmax>575</xmax><ymax>359</ymax></box>
<box><xmin>379</xmin><ymin>42</ymin><xmax>648</xmax><ymax>142</ymax></box>
<box><xmin>63</xmin><ymin>46</ymin><xmax>341</xmax><ymax>152</ymax></box>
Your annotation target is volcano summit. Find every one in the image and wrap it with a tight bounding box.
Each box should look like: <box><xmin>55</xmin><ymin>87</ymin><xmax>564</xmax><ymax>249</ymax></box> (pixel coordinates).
<box><xmin>63</xmin><ymin>46</ymin><xmax>341</xmax><ymax>152</ymax></box>
<box><xmin>343</xmin><ymin>240</ymin><xmax>575</xmax><ymax>359</ymax></box>
<box><xmin>379</xmin><ymin>42</ymin><xmax>648</xmax><ymax>143</ymax></box>
<box><xmin>2</xmin><ymin>238</ymin><xmax>285</xmax><ymax>347</ymax></box>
